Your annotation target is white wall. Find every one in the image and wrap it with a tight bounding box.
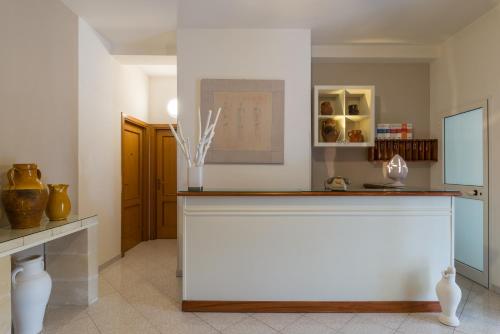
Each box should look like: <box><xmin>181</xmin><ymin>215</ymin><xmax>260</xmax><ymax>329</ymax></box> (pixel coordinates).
<box><xmin>148</xmin><ymin>76</ymin><xmax>177</xmax><ymax>124</ymax></box>
<box><xmin>312</xmin><ymin>63</ymin><xmax>431</xmax><ymax>190</ymax></box>
<box><xmin>114</xmin><ymin>65</ymin><xmax>149</xmax><ymax>122</ymax></box>
<box><xmin>78</xmin><ymin>19</ymin><xmax>149</xmax><ymax>265</ymax></box>
<box><xmin>430</xmin><ymin>5</ymin><xmax>500</xmax><ymax>288</ymax></box>
<box><xmin>0</xmin><ymin>0</ymin><xmax>78</xmax><ymax>224</ymax></box>
<box><xmin>177</xmin><ymin>29</ymin><xmax>311</xmax><ymax>191</ymax></box>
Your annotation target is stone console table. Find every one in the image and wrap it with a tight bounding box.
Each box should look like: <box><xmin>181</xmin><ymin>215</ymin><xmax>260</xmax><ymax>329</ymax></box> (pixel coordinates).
<box><xmin>0</xmin><ymin>215</ymin><xmax>98</xmax><ymax>333</ymax></box>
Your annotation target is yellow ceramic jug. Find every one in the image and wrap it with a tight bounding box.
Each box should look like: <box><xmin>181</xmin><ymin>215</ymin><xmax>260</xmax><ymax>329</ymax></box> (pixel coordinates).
<box><xmin>1</xmin><ymin>164</ymin><xmax>48</xmax><ymax>229</ymax></box>
<box><xmin>46</xmin><ymin>184</ymin><xmax>71</xmax><ymax>221</ymax></box>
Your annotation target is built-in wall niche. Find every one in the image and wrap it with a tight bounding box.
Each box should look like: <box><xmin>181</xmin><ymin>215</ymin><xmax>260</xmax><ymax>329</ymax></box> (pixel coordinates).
<box><xmin>314</xmin><ymin>85</ymin><xmax>375</xmax><ymax>147</ymax></box>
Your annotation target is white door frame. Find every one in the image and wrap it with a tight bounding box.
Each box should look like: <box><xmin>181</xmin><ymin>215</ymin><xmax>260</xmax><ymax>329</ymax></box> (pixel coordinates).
<box><xmin>442</xmin><ymin>99</ymin><xmax>489</xmax><ymax>288</ymax></box>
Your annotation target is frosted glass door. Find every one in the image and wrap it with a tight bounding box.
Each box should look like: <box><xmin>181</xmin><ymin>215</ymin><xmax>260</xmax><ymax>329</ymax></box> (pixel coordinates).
<box><xmin>444</xmin><ymin>108</ymin><xmax>483</xmax><ymax>186</ymax></box>
<box><xmin>454</xmin><ymin>197</ymin><xmax>484</xmax><ymax>271</ymax></box>
<box><xmin>444</xmin><ymin>105</ymin><xmax>488</xmax><ymax>287</ymax></box>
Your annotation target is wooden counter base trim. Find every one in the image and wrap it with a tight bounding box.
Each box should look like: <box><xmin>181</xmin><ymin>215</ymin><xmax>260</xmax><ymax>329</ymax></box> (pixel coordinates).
<box><xmin>178</xmin><ymin>191</ymin><xmax>461</xmax><ymax>197</ymax></box>
<box><xmin>182</xmin><ymin>301</ymin><xmax>441</xmax><ymax>313</ymax></box>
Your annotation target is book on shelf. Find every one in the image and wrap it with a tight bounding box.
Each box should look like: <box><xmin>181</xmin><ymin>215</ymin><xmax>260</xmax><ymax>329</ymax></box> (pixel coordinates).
<box><xmin>369</xmin><ymin>139</ymin><xmax>438</xmax><ymax>162</ymax></box>
<box><xmin>376</xmin><ymin>123</ymin><xmax>413</xmax><ymax>139</ymax></box>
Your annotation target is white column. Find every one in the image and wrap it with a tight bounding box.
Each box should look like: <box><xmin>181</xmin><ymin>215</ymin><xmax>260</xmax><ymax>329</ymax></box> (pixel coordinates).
<box><xmin>0</xmin><ymin>255</ymin><xmax>11</xmax><ymax>334</ymax></box>
<box><xmin>45</xmin><ymin>225</ymin><xmax>98</xmax><ymax>305</ymax></box>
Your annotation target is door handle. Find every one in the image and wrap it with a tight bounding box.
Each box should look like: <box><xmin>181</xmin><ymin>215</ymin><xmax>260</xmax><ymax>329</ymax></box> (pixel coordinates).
<box><xmin>465</xmin><ymin>189</ymin><xmax>479</xmax><ymax>196</ymax></box>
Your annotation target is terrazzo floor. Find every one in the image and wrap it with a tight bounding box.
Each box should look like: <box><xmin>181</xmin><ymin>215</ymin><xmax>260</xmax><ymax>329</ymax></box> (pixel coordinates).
<box><xmin>43</xmin><ymin>240</ymin><xmax>500</xmax><ymax>334</ymax></box>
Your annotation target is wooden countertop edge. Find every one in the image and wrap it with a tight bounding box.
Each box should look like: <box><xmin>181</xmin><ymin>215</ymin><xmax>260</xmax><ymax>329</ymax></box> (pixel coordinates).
<box><xmin>177</xmin><ymin>191</ymin><xmax>461</xmax><ymax>197</ymax></box>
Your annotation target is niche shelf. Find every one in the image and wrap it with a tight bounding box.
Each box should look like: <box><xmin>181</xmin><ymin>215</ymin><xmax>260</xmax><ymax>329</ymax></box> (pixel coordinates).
<box><xmin>314</xmin><ymin>85</ymin><xmax>375</xmax><ymax>147</ymax></box>
<box><xmin>367</xmin><ymin>139</ymin><xmax>438</xmax><ymax>161</ymax></box>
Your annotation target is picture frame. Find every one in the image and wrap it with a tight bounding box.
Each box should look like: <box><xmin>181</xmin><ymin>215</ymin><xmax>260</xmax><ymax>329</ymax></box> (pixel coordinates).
<box><xmin>200</xmin><ymin>79</ymin><xmax>285</xmax><ymax>164</ymax></box>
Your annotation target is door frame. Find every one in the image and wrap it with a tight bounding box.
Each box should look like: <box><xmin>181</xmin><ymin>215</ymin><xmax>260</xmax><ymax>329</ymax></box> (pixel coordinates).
<box><xmin>442</xmin><ymin>99</ymin><xmax>490</xmax><ymax>287</ymax></box>
<box><xmin>150</xmin><ymin>124</ymin><xmax>176</xmax><ymax>240</ymax></box>
<box><xmin>121</xmin><ymin>114</ymin><xmax>151</xmax><ymax>254</ymax></box>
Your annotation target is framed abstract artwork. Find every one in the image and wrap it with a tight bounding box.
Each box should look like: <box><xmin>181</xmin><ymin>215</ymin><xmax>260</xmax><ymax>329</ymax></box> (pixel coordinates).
<box><xmin>200</xmin><ymin>79</ymin><xmax>284</xmax><ymax>164</ymax></box>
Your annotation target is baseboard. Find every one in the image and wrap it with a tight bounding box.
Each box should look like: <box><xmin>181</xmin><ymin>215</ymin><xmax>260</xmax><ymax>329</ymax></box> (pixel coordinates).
<box><xmin>98</xmin><ymin>255</ymin><xmax>121</xmax><ymax>272</ymax></box>
<box><xmin>490</xmin><ymin>284</ymin><xmax>500</xmax><ymax>294</ymax></box>
<box><xmin>182</xmin><ymin>300</ymin><xmax>441</xmax><ymax>313</ymax></box>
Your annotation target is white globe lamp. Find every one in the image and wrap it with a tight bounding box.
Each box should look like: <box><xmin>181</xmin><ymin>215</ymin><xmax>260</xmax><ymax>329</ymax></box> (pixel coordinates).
<box><xmin>167</xmin><ymin>98</ymin><xmax>178</xmax><ymax>119</ymax></box>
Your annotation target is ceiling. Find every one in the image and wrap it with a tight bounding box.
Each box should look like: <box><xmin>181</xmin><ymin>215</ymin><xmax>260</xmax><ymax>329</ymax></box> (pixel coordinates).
<box><xmin>62</xmin><ymin>0</ymin><xmax>499</xmax><ymax>54</ymax></box>
<box><xmin>61</xmin><ymin>0</ymin><xmax>177</xmax><ymax>54</ymax></box>
<box><xmin>114</xmin><ymin>55</ymin><xmax>177</xmax><ymax>76</ymax></box>
<box><xmin>179</xmin><ymin>0</ymin><xmax>500</xmax><ymax>45</ymax></box>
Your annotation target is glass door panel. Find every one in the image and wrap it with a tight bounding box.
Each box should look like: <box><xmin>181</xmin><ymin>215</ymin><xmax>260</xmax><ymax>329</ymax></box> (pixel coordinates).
<box><xmin>454</xmin><ymin>197</ymin><xmax>484</xmax><ymax>271</ymax></box>
<box><xmin>444</xmin><ymin>108</ymin><xmax>483</xmax><ymax>186</ymax></box>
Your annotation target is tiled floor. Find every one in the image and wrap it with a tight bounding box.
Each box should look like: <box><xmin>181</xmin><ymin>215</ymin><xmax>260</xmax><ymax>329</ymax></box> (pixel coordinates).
<box><xmin>43</xmin><ymin>240</ymin><xmax>500</xmax><ymax>334</ymax></box>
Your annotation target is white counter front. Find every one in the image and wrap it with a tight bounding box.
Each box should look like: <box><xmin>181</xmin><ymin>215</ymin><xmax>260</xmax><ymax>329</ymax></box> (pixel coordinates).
<box><xmin>179</xmin><ymin>192</ymin><xmax>458</xmax><ymax>312</ymax></box>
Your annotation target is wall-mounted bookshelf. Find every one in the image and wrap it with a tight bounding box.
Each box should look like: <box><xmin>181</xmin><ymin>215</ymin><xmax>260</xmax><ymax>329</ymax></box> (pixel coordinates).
<box><xmin>368</xmin><ymin>139</ymin><xmax>438</xmax><ymax>161</ymax></box>
<box><xmin>314</xmin><ymin>85</ymin><xmax>375</xmax><ymax>147</ymax></box>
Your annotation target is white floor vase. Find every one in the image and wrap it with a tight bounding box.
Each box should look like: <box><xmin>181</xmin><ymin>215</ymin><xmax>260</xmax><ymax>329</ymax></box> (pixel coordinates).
<box><xmin>436</xmin><ymin>266</ymin><xmax>462</xmax><ymax>327</ymax></box>
<box><xmin>12</xmin><ymin>255</ymin><xmax>52</xmax><ymax>334</ymax></box>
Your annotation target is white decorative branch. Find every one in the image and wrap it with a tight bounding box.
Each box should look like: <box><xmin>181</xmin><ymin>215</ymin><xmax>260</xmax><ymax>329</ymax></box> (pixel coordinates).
<box><xmin>197</xmin><ymin>108</ymin><xmax>202</xmax><ymax>143</ymax></box>
<box><xmin>169</xmin><ymin>107</ymin><xmax>222</xmax><ymax>168</ymax></box>
<box><xmin>186</xmin><ymin>137</ymin><xmax>193</xmax><ymax>168</ymax></box>
<box><xmin>168</xmin><ymin>124</ymin><xmax>189</xmax><ymax>161</ymax></box>
<box><xmin>203</xmin><ymin>110</ymin><xmax>213</xmax><ymax>139</ymax></box>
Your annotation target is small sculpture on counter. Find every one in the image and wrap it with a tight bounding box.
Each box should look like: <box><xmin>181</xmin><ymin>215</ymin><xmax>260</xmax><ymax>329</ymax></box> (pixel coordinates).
<box><xmin>321</xmin><ymin>119</ymin><xmax>340</xmax><ymax>142</ymax></box>
<box><xmin>324</xmin><ymin>176</ymin><xmax>350</xmax><ymax>191</ymax></box>
<box><xmin>348</xmin><ymin>130</ymin><xmax>364</xmax><ymax>143</ymax></box>
<box><xmin>320</xmin><ymin>101</ymin><xmax>334</xmax><ymax>115</ymax></box>
<box><xmin>384</xmin><ymin>154</ymin><xmax>409</xmax><ymax>187</ymax></box>
<box><xmin>348</xmin><ymin>104</ymin><xmax>360</xmax><ymax>115</ymax></box>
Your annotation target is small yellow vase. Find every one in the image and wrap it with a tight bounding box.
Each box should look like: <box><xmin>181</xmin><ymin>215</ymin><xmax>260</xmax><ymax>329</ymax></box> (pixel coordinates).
<box><xmin>45</xmin><ymin>184</ymin><xmax>71</xmax><ymax>221</ymax></box>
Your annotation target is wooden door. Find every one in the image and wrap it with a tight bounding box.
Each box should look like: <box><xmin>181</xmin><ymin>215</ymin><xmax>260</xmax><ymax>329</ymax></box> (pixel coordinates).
<box><xmin>122</xmin><ymin>119</ymin><xmax>148</xmax><ymax>253</ymax></box>
<box><xmin>154</xmin><ymin>128</ymin><xmax>177</xmax><ymax>239</ymax></box>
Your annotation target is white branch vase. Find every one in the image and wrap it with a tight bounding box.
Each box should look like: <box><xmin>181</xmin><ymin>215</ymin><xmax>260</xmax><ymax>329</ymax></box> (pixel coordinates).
<box><xmin>12</xmin><ymin>255</ymin><xmax>52</xmax><ymax>334</ymax></box>
<box><xmin>436</xmin><ymin>266</ymin><xmax>461</xmax><ymax>327</ymax></box>
<box><xmin>188</xmin><ymin>166</ymin><xmax>203</xmax><ymax>191</ymax></box>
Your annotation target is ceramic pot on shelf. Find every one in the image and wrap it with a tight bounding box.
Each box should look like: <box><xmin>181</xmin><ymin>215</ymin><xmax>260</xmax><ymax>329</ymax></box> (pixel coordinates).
<box><xmin>320</xmin><ymin>101</ymin><xmax>334</xmax><ymax>115</ymax></box>
<box><xmin>436</xmin><ymin>266</ymin><xmax>462</xmax><ymax>327</ymax></box>
<box><xmin>321</xmin><ymin>119</ymin><xmax>340</xmax><ymax>142</ymax></box>
<box><xmin>1</xmin><ymin>163</ymin><xmax>48</xmax><ymax>229</ymax></box>
<box><xmin>348</xmin><ymin>130</ymin><xmax>364</xmax><ymax>143</ymax></box>
<box><xmin>46</xmin><ymin>184</ymin><xmax>71</xmax><ymax>221</ymax></box>
<box><xmin>12</xmin><ymin>255</ymin><xmax>52</xmax><ymax>334</ymax></box>
<box><xmin>188</xmin><ymin>166</ymin><xmax>203</xmax><ymax>191</ymax></box>
<box><xmin>348</xmin><ymin>104</ymin><xmax>360</xmax><ymax>115</ymax></box>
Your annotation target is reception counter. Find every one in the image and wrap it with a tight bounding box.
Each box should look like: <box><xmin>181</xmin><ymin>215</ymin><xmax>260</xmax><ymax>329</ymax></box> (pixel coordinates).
<box><xmin>178</xmin><ymin>190</ymin><xmax>460</xmax><ymax>313</ymax></box>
